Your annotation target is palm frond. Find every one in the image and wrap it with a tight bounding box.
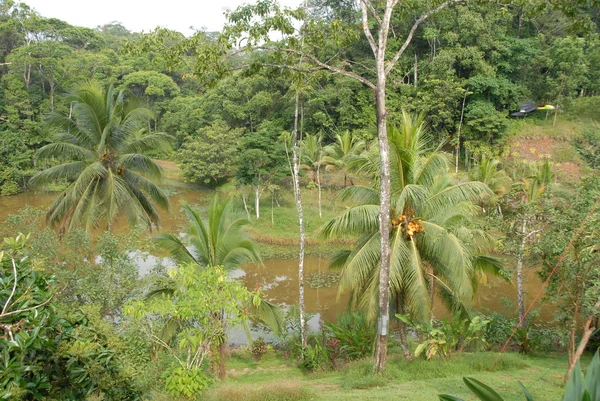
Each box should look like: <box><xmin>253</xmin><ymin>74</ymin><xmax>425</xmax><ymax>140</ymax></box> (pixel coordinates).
<box><xmin>249</xmin><ymin>299</ymin><xmax>284</xmax><ymax>337</ymax></box>
<box><xmin>35</xmin><ymin>142</ymin><xmax>95</xmax><ymax>163</ymax></box>
<box><xmin>30</xmin><ymin>161</ymin><xmax>86</xmax><ymax>186</ymax></box>
<box><xmin>318</xmin><ymin>205</ymin><xmax>380</xmax><ymax>239</ymax></box>
<box><xmin>154</xmin><ymin>233</ymin><xmax>199</xmax><ymax>265</ymax></box>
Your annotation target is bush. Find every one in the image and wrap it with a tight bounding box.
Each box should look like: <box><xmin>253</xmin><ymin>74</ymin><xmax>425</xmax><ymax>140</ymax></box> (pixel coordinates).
<box><xmin>164</xmin><ymin>366</ymin><xmax>213</xmax><ymax>399</ymax></box>
<box><xmin>326</xmin><ymin>311</ymin><xmax>375</xmax><ymax>361</ymax></box>
<box><xmin>0</xmin><ymin>180</ymin><xmax>20</xmax><ymax>195</ymax></box>
<box><xmin>252</xmin><ymin>337</ymin><xmax>268</xmax><ymax>361</ymax></box>
<box><xmin>481</xmin><ymin>310</ymin><xmax>566</xmax><ymax>353</ymax></box>
<box><xmin>0</xmin><ymin>235</ymin><xmax>142</xmax><ymax>400</ymax></box>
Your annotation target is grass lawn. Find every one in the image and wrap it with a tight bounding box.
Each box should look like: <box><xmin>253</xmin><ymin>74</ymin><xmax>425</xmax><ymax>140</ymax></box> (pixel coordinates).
<box><xmin>200</xmin><ymin>350</ymin><xmax>582</xmax><ymax>401</ymax></box>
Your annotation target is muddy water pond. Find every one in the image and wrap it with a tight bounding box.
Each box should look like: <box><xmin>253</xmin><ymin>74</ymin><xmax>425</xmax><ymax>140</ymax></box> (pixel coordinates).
<box><xmin>0</xmin><ymin>189</ymin><xmax>554</xmax><ymax>326</ymax></box>
<box><xmin>0</xmin><ymin>184</ymin><xmax>211</xmax><ymax>235</ymax></box>
<box><xmin>239</xmin><ymin>256</ymin><xmax>555</xmax><ymax>325</ymax></box>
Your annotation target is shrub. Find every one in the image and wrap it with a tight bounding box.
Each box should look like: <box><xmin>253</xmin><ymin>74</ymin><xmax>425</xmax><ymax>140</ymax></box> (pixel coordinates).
<box><xmin>0</xmin><ymin>180</ymin><xmax>20</xmax><ymax>195</ymax></box>
<box><xmin>326</xmin><ymin>311</ymin><xmax>375</xmax><ymax>361</ymax></box>
<box><xmin>164</xmin><ymin>366</ymin><xmax>213</xmax><ymax>399</ymax></box>
<box><xmin>251</xmin><ymin>337</ymin><xmax>267</xmax><ymax>361</ymax></box>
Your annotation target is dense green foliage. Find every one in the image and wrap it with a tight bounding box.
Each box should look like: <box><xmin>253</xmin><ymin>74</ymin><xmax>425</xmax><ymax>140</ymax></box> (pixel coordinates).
<box><xmin>1</xmin><ymin>0</ymin><xmax>600</xmax><ymax>399</ymax></box>
<box><xmin>0</xmin><ymin>234</ymin><xmax>142</xmax><ymax>400</ymax></box>
<box><xmin>0</xmin><ymin>0</ymin><xmax>598</xmax><ymax>195</ymax></box>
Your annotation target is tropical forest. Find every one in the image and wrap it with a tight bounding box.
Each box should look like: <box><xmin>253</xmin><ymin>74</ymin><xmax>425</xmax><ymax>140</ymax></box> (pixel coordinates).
<box><xmin>2</xmin><ymin>0</ymin><xmax>600</xmax><ymax>400</ymax></box>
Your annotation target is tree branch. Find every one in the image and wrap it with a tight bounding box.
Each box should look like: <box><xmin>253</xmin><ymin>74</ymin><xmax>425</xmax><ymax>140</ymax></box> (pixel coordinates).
<box><xmin>524</xmin><ymin>229</ymin><xmax>542</xmax><ymax>240</ymax></box>
<box><xmin>385</xmin><ymin>0</ymin><xmax>458</xmax><ymax>76</ymax></box>
<box><xmin>360</xmin><ymin>0</ymin><xmax>378</xmax><ymax>57</ymax></box>
<box><xmin>365</xmin><ymin>0</ymin><xmax>382</xmax><ymax>25</ymax></box>
<box><xmin>256</xmin><ymin>46</ymin><xmax>376</xmax><ymax>89</ymax></box>
<box><xmin>1</xmin><ymin>258</ymin><xmax>18</xmax><ymax>316</ymax></box>
<box><xmin>0</xmin><ymin>295</ymin><xmax>53</xmax><ymax>319</ymax></box>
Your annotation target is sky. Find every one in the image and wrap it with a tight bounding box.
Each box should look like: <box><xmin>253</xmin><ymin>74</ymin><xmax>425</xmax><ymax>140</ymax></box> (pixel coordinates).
<box><xmin>24</xmin><ymin>0</ymin><xmax>304</xmax><ymax>35</ymax></box>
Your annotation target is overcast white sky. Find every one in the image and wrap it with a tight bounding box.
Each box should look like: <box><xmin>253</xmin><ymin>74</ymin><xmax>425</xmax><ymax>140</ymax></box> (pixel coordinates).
<box><xmin>24</xmin><ymin>0</ymin><xmax>304</xmax><ymax>35</ymax></box>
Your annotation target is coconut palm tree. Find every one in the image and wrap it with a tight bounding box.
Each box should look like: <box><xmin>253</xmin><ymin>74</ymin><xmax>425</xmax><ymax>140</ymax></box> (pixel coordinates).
<box><xmin>30</xmin><ymin>81</ymin><xmax>173</xmax><ymax>233</ymax></box>
<box><xmin>320</xmin><ymin>112</ymin><xmax>500</xmax><ymax>354</ymax></box>
<box><xmin>323</xmin><ymin>131</ymin><xmax>365</xmax><ymax>187</ymax></box>
<box><xmin>154</xmin><ymin>196</ymin><xmax>282</xmax><ymax>378</ymax></box>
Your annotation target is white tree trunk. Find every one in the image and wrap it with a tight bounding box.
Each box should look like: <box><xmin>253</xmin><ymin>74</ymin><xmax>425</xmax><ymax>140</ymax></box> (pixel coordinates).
<box><xmin>292</xmin><ymin>91</ymin><xmax>307</xmax><ymax>351</ymax></box>
<box><xmin>456</xmin><ymin>88</ymin><xmax>468</xmax><ymax>173</ymax></box>
<box><xmin>271</xmin><ymin>192</ymin><xmax>275</xmax><ymax>227</ymax></box>
<box><xmin>317</xmin><ymin>158</ymin><xmax>322</xmax><ymax>219</ymax></box>
<box><xmin>242</xmin><ymin>194</ymin><xmax>251</xmax><ymax>220</ymax></box>
<box><xmin>255</xmin><ymin>187</ymin><xmax>260</xmax><ymax>219</ymax></box>
<box><xmin>373</xmin><ymin>31</ymin><xmax>392</xmax><ymax>377</ymax></box>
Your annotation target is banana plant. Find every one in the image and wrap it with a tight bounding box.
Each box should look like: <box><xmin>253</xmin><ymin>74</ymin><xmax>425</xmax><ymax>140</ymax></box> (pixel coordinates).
<box><xmin>439</xmin><ymin>350</ymin><xmax>600</xmax><ymax>401</ymax></box>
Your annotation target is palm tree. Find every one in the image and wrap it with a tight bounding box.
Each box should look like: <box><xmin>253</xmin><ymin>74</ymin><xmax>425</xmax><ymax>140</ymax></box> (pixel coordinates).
<box><xmin>154</xmin><ymin>196</ymin><xmax>282</xmax><ymax>378</ymax></box>
<box><xmin>323</xmin><ymin>131</ymin><xmax>365</xmax><ymax>187</ymax></box>
<box><xmin>154</xmin><ymin>197</ymin><xmax>262</xmax><ymax>269</ymax></box>
<box><xmin>469</xmin><ymin>156</ymin><xmax>512</xmax><ymax>215</ymax></box>
<box><xmin>31</xmin><ymin>81</ymin><xmax>173</xmax><ymax>233</ymax></box>
<box><xmin>300</xmin><ymin>134</ymin><xmax>324</xmax><ymax>218</ymax></box>
<box><xmin>320</xmin><ymin>111</ymin><xmax>499</xmax><ymax>356</ymax></box>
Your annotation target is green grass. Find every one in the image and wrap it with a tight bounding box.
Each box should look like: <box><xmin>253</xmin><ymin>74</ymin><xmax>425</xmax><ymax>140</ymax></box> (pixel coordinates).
<box><xmin>203</xmin><ymin>351</ymin><xmax>582</xmax><ymax>401</ymax></box>
<box><xmin>246</xmin><ymin>187</ymin><xmax>350</xmax><ymax>246</ymax></box>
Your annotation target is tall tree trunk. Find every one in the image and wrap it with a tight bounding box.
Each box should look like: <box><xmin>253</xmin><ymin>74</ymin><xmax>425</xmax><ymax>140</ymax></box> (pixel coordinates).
<box><xmin>517</xmin><ymin>220</ymin><xmax>527</xmax><ymax>328</ymax></box>
<box><xmin>242</xmin><ymin>193</ymin><xmax>251</xmax><ymax>220</ymax></box>
<box><xmin>317</xmin><ymin>157</ymin><xmax>322</xmax><ymax>219</ymax></box>
<box><xmin>456</xmin><ymin>88</ymin><xmax>468</xmax><ymax>173</ymax></box>
<box><xmin>292</xmin><ymin>91</ymin><xmax>307</xmax><ymax>352</ymax></box>
<box><xmin>49</xmin><ymin>70</ymin><xmax>55</xmax><ymax>112</ymax></box>
<box><xmin>373</xmin><ymin>47</ymin><xmax>392</xmax><ymax>375</ymax></box>
<box><xmin>271</xmin><ymin>191</ymin><xmax>275</xmax><ymax>227</ymax></box>
<box><xmin>255</xmin><ymin>187</ymin><xmax>260</xmax><ymax>219</ymax></box>
<box><xmin>428</xmin><ymin>265</ymin><xmax>435</xmax><ymax>322</ymax></box>
<box><xmin>413</xmin><ymin>53</ymin><xmax>418</xmax><ymax>89</ymax></box>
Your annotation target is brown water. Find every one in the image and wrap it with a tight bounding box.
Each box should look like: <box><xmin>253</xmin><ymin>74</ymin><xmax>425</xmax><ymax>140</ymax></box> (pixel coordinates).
<box><xmin>240</xmin><ymin>256</ymin><xmax>555</xmax><ymax>324</ymax></box>
<box><xmin>0</xmin><ymin>184</ymin><xmax>211</xmax><ymax>235</ymax></box>
<box><xmin>0</xmin><ymin>189</ymin><xmax>554</xmax><ymax>324</ymax></box>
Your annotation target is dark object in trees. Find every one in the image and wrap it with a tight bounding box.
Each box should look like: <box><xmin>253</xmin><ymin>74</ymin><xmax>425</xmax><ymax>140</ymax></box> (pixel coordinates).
<box><xmin>510</xmin><ymin>100</ymin><xmax>555</xmax><ymax>117</ymax></box>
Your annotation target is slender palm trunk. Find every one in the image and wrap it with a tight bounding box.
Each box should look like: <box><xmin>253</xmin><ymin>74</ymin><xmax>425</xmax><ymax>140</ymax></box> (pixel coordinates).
<box><xmin>428</xmin><ymin>266</ymin><xmax>435</xmax><ymax>322</ymax></box>
<box><xmin>292</xmin><ymin>91</ymin><xmax>307</xmax><ymax>352</ymax></box>
<box><xmin>517</xmin><ymin>220</ymin><xmax>527</xmax><ymax>328</ymax></box>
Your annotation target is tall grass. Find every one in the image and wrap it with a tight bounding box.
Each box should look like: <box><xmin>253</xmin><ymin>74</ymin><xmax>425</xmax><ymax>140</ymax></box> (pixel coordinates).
<box><xmin>340</xmin><ymin>353</ymin><xmax>529</xmax><ymax>390</ymax></box>
<box><xmin>205</xmin><ymin>380</ymin><xmax>313</xmax><ymax>401</ymax></box>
